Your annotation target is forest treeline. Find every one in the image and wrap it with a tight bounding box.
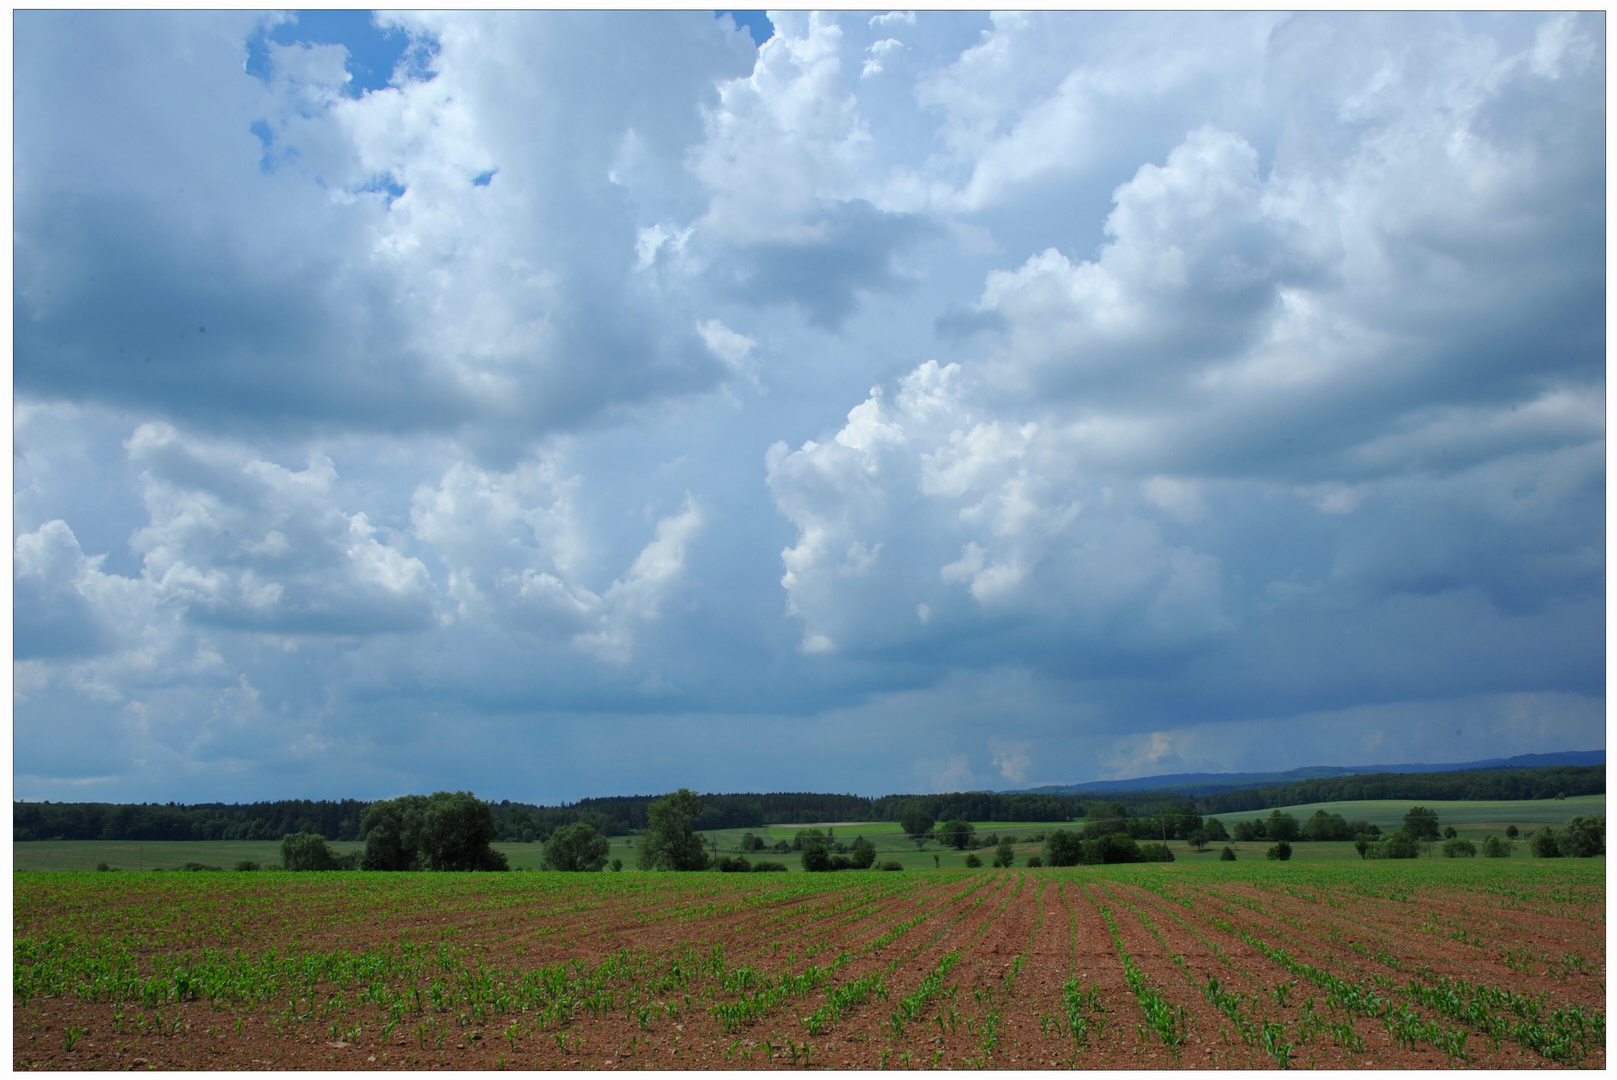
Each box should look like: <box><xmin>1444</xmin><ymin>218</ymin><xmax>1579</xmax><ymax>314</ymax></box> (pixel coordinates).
<box><xmin>14</xmin><ymin>791</ymin><xmax>1084</xmax><ymax>843</ymax></box>
<box><xmin>1195</xmin><ymin>764</ymin><xmax>1604</xmax><ymax>815</ymax></box>
<box><xmin>13</xmin><ymin>764</ymin><xmax>1602</xmax><ymax>843</ymax></box>
<box><xmin>868</xmin><ymin>792</ymin><xmax>1084</xmax><ymax>823</ymax></box>
<box><xmin>12</xmin><ymin>799</ymin><xmax>372</xmax><ymax>843</ymax></box>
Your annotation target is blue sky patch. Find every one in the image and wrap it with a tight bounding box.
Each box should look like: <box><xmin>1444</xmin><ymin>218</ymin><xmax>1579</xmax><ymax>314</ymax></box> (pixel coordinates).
<box><xmin>717</xmin><ymin>10</ymin><xmax>773</xmax><ymax>47</ymax></box>
<box><xmin>246</xmin><ymin>11</ymin><xmax>426</xmax><ymax>96</ymax></box>
<box><xmin>358</xmin><ymin>174</ymin><xmax>406</xmax><ymax>206</ymax></box>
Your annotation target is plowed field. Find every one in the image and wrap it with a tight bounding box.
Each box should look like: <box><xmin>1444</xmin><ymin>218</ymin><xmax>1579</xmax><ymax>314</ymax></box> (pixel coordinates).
<box><xmin>14</xmin><ymin>860</ymin><xmax>1604</xmax><ymax>1069</ymax></box>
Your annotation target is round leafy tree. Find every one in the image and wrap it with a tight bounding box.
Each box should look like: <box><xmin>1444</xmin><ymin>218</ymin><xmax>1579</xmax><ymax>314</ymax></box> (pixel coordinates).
<box><xmin>638</xmin><ymin>788</ymin><xmax>710</xmax><ymax>871</ymax></box>
<box><xmin>544</xmin><ymin>821</ymin><xmax>610</xmax><ymax>872</ymax></box>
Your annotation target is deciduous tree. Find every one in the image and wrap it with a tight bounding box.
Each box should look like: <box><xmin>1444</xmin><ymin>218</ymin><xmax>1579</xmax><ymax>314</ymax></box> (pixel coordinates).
<box><xmin>543</xmin><ymin>821</ymin><xmax>610</xmax><ymax>872</ymax></box>
<box><xmin>1403</xmin><ymin>806</ymin><xmax>1441</xmax><ymax>841</ymax></box>
<box><xmin>638</xmin><ymin>788</ymin><xmax>709</xmax><ymax>871</ymax></box>
<box><xmin>937</xmin><ymin>819</ymin><xmax>975</xmax><ymax>850</ymax></box>
<box><xmin>360</xmin><ymin>792</ymin><xmax>507</xmax><ymax>871</ymax></box>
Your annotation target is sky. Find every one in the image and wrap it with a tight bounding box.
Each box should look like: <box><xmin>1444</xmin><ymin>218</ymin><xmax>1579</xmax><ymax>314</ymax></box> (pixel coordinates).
<box><xmin>13</xmin><ymin>11</ymin><xmax>1606</xmax><ymax>805</ymax></box>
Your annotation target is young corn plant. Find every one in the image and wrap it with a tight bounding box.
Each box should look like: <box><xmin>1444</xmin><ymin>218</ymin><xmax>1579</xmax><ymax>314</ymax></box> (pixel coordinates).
<box><xmin>1099</xmin><ymin>907</ymin><xmax>1189</xmax><ymax>1052</ymax></box>
<box><xmin>1062</xmin><ymin>980</ymin><xmax>1106</xmax><ymax>1049</ymax></box>
<box><xmin>887</xmin><ymin>952</ymin><xmax>963</xmax><ymax>1036</ymax></box>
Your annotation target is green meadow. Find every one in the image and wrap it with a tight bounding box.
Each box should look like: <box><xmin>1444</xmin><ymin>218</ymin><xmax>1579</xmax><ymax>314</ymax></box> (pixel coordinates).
<box><xmin>1232</xmin><ymin>794</ymin><xmax>1604</xmax><ymax>833</ymax></box>
<box><xmin>13</xmin><ymin>798</ymin><xmax>1600</xmax><ymax>872</ymax></box>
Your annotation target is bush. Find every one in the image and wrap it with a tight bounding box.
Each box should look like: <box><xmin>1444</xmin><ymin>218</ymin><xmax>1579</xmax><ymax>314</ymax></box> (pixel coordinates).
<box><xmin>1481</xmin><ymin>835</ymin><xmax>1510</xmax><ymax>858</ymax></box>
<box><xmin>1138</xmin><ymin>842</ymin><xmax>1174</xmax><ymax>863</ymax></box>
<box><xmin>1530</xmin><ymin>828</ymin><xmax>1561</xmax><ymax>858</ymax></box>
<box><xmin>235</xmin><ymin>860</ymin><xmax>260</xmax><ymax>872</ymax></box>
<box><xmin>801</xmin><ymin>838</ymin><xmax>876</xmax><ymax>872</ymax></box>
<box><xmin>1043</xmin><ymin>829</ymin><xmax>1083</xmax><ymax>867</ymax></box>
<box><xmin>179</xmin><ymin>861</ymin><xmax>222</xmax><ymax>872</ymax></box>
<box><xmin>281</xmin><ymin>832</ymin><xmax>340</xmax><ymax>871</ymax></box>
<box><xmin>1505</xmin><ymin>825</ymin><xmax>1519</xmax><ymax>839</ymax></box>
<box><xmin>1559</xmin><ymin>815</ymin><xmax>1605</xmax><ymax>857</ymax></box>
<box><xmin>1441</xmin><ymin>837</ymin><xmax>1476</xmax><ymax>858</ymax></box>
<box><xmin>95</xmin><ymin>861</ymin><xmax>111</xmax><ymax>872</ymax></box>
<box><xmin>1355</xmin><ymin>838</ymin><xmax>1369</xmax><ymax>860</ymax></box>
<box><xmin>1442</xmin><ymin>826</ymin><xmax>1457</xmax><ymax>840</ymax></box>
<box><xmin>740</xmin><ymin>832</ymin><xmax>766</xmax><ymax>852</ymax></box>
<box><xmin>1218</xmin><ymin>846</ymin><xmax>1236</xmax><ymax>861</ymax></box>
<box><xmin>1378</xmin><ymin>831</ymin><xmax>1420</xmax><ymax>859</ymax></box>
<box><xmin>963</xmin><ymin>853</ymin><xmax>982</xmax><ymax>868</ymax></box>
<box><xmin>716</xmin><ymin>854</ymin><xmax>751</xmax><ymax>872</ymax></box>
<box><xmin>1025</xmin><ymin>855</ymin><xmax>1042</xmax><ymax>868</ymax></box>
<box><xmin>1265</xmin><ymin>841</ymin><xmax>1292</xmax><ymax>861</ymax></box>
<box><xmin>751</xmin><ymin>860</ymin><xmax>788</xmax><ymax>872</ymax></box>
<box><xmin>1095</xmin><ymin>833</ymin><xmax>1141</xmax><ymax>864</ymax></box>
<box><xmin>880</xmin><ymin>860</ymin><xmax>904</xmax><ymax>871</ymax></box>
<box><xmin>609</xmin><ymin>857</ymin><xmax>624</xmax><ymax>872</ymax></box>
<box><xmin>773</xmin><ymin>840</ymin><xmax>791</xmax><ymax>854</ymax></box>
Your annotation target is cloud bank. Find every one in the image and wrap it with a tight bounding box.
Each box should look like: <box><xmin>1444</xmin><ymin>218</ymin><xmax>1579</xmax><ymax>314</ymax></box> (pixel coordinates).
<box><xmin>14</xmin><ymin>11</ymin><xmax>1603</xmax><ymax>801</ymax></box>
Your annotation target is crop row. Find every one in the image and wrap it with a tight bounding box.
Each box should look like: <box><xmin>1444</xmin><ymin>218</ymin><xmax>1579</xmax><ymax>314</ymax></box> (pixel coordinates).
<box><xmin>14</xmin><ymin>863</ymin><xmax>1603</xmax><ymax>1071</ymax></box>
<box><xmin>1196</xmin><ymin>877</ymin><xmax>1605</xmax><ymax>1066</ymax></box>
<box><xmin>1084</xmin><ymin>869</ymin><xmax>1598</xmax><ymax>1068</ymax></box>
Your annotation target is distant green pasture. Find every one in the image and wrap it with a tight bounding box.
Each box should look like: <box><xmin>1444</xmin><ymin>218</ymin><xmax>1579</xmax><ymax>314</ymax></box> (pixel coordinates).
<box><xmin>11</xmin><ymin>840</ymin><xmax>601</xmax><ymax>874</ymax></box>
<box><xmin>15</xmin><ymin>799</ymin><xmax>1600</xmax><ymax>873</ymax></box>
<box><xmin>10</xmin><ymin>839</ymin><xmax>360</xmax><ymax>873</ymax></box>
<box><xmin>1211</xmin><ymin>794</ymin><xmax>1603</xmax><ymax>834</ymax></box>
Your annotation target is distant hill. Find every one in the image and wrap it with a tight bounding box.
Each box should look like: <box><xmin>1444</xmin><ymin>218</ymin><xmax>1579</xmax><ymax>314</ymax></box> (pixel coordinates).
<box><xmin>1018</xmin><ymin>749</ymin><xmax>1605</xmax><ymax>799</ymax></box>
<box><xmin>1197</xmin><ymin>763</ymin><xmax>1604</xmax><ymax>817</ymax></box>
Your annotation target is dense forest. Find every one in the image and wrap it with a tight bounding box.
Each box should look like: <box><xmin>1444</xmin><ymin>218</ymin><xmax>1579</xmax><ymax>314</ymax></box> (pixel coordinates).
<box><xmin>1195</xmin><ymin>764</ymin><xmax>1604</xmax><ymax>815</ymax></box>
<box><xmin>11</xmin><ymin>799</ymin><xmax>371</xmax><ymax>843</ymax></box>
<box><xmin>14</xmin><ymin>764</ymin><xmax>1601</xmax><ymax>843</ymax></box>
<box><xmin>13</xmin><ymin>792</ymin><xmax>887</xmax><ymax>843</ymax></box>
<box><xmin>870</xmin><ymin>792</ymin><xmax>1085</xmax><ymax>823</ymax></box>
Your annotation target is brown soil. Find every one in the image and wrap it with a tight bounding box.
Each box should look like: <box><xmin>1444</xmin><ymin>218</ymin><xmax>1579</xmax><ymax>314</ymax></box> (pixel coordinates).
<box><xmin>14</xmin><ymin>868</ymin><xmax>1605</xmax><ymax>1070</ymax></box>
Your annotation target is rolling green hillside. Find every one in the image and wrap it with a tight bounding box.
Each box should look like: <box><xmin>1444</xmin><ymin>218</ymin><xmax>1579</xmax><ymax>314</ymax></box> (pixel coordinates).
<box><xmin>1219</xmin><ymin>794</ymin><xmax>1604</xmax><ymax>831</ymax></box>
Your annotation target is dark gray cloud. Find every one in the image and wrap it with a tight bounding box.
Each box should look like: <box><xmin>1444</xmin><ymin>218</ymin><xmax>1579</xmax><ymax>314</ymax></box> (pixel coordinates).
<box><xmin>711</xmin><ymin>200</ymin><xmax>937</xmax><ymax>328</ymax></box>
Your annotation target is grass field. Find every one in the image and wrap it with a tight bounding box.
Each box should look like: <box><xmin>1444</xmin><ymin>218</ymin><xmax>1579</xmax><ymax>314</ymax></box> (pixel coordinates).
<box><xmin>13</xmin><ymin>858</ymin><xmax>1605</xmax><ymax>1070</ymax></box>
<box><xmin>1224</xmin><ymin>794</ymin><xmax>1605</xmax><ymax>833</ymax></box>
<box><xmin>15</xmin><ymin>797</ymin><xmax>1600</xmax><ymax>872</ymax></box>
